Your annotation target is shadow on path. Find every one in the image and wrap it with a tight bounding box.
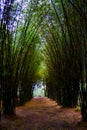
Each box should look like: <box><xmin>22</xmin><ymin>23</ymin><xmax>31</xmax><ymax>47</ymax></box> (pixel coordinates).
<box><xmin>0</xmin><ymin>97</ymin><xmax>85</xmax><ymax>130</ymax></box>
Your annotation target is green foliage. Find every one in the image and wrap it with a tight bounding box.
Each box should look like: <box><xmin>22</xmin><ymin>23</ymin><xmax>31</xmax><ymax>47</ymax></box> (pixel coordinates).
<box><xmin>39</xmin><ymin>0</ymin><xmax>87</xmax><ymax>110</ymax></box>
<box><xmin>0</xmin><ymin>0</ymin><xmax>87</xmax><ymax>121</ymax></box>
<box><xmin>0</xmin><ymin>0</ymin><xmax>50</xmax><ymax>113</ymax></box>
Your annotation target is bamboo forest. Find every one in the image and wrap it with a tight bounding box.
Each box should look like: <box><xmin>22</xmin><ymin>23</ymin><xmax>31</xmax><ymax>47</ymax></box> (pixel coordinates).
<box><xmin>0</xmin><ymin>0</ymin><xmax>87</xmax><ymax>129</ymax></box>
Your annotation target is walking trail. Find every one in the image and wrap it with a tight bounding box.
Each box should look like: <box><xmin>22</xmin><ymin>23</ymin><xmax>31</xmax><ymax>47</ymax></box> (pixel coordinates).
<box><xmin>1</xmin><ymin>97</ymin><xmax>87</xmax><ymax>130</ymax></box>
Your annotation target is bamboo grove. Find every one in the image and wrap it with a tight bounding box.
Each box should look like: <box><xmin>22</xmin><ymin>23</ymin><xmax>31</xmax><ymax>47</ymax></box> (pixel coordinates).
<box><xmin>0</xmin><ymin>0</ymin><xmax>87</xmax><ymax>121</ymax></box>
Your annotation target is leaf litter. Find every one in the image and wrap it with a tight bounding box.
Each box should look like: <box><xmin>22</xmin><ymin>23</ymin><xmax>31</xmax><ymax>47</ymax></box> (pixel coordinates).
<box><xmin>0</xmin><ymin>97</ymin><xmax>87</xmax><ymax>130</ymax></box>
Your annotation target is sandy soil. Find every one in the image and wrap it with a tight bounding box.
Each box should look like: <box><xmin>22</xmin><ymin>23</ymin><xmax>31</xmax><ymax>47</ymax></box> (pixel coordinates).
<box><xmin>0</xmin><ymin>97</ymin><xmax>87</xmax><ymax>130</ymax></box>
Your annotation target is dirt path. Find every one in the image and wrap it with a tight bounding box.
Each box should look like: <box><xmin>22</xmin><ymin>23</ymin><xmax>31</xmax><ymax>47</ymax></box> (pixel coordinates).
<box><xmin>0</xmin><ymin>97</ymin><xmax>86</xmax><ymax>130</ymax></box>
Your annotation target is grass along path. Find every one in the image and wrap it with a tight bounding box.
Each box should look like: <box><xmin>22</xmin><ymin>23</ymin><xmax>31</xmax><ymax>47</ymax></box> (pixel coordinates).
<box><xmin>0</xmin><ymin>97</ymin><xmax>86</xmax><ymax>130</ymax></box>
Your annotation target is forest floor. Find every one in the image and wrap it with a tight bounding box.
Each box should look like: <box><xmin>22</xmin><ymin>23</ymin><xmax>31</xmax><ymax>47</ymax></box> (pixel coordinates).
<box><xmin>0</xmin><ymin>97</ymin><xmax>87</xmax><ymax>130</ymax></box>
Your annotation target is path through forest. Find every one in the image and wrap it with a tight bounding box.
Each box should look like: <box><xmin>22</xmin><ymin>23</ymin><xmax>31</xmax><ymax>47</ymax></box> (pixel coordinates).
<box><xmin>1</xmin><ymin>97</ymin><xmax>87</xmax><ymax>130</ymax></box>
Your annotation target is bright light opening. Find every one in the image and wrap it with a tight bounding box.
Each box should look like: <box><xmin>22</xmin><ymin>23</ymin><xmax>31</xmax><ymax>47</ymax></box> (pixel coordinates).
<box><xmin>32</xmin><ymin>80</ymin><xmax>46</xmax><ymax>98</ymax></box>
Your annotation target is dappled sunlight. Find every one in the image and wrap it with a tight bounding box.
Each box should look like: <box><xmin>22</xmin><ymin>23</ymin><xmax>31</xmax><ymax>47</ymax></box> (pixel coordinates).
<box><xmin>1</xmin><ymin>97</ymin><xmax>82</xmax><ymax>130</ymax></box>
<box><xmin>0</xmin><ymin>0</ymin><xmax>87</xmax><ymax>129</ymax></box>
<box><xmin>24</xmin><ymin>97</ymin><xmax>58</xmax><ymax>108</ymax></box>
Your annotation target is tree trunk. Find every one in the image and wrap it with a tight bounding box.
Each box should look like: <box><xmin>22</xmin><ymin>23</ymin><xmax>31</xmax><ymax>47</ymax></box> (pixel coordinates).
<box><xmin>3</xmin><ymin>76</ymin><xmax>15</xmax><ymax>115</ymax></box>
<box><xmin>80</xmin><ymin>45</ymin><xmax>87</xmax><ymax>121</ymax></box>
